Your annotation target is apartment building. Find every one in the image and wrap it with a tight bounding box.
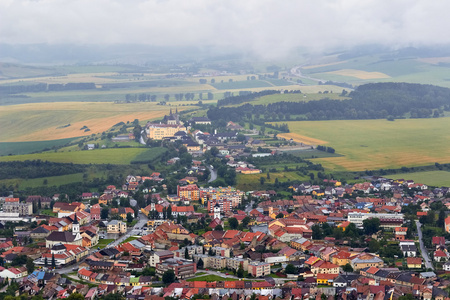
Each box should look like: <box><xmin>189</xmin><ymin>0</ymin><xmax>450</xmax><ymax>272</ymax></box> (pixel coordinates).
<box><xmin>107</xmin><ymin>220</ymin><xmax>127</xmax><ymax>234</ymax></box>
<box><xmin>3</xmin><ymin>201</ymin><xmax>33</xmax><ymax>216</ymax></box>
<box><xmin>156</xmin><ymin>258</ymin><xmax>196</xmax><ymax>279</ymax></box>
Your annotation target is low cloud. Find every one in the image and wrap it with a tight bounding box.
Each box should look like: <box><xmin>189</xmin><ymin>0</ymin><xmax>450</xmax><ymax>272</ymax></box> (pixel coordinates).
<box><xmin>1</xmin><ymin>0</ymin><xmax>450</xmax><ymax>59</ymax></box>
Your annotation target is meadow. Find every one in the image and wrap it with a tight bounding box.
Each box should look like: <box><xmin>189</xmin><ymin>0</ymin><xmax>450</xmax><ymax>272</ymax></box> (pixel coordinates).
<box><xmin>386</xmin><ymin>171</ymin><xmax>450</xmax><ymax>187</ymax></box>
<box><xmin>236</xmin><ymin>171</ymin><xmax>308</xmax><ymax>190</ymax></box>
<box><xmin>0</xmin><ymin>148</ymin><xmax>151</xmax><ymax>164</ymax></box>
<box><xmin>0</xmin><ymin>137</ymin><xmax>78</xmax><ymax>156</ymax></box>
<box><xmin>274</xmin><ymin>118</ymin><xmax>450</xmax><ymax>171</ymax></box>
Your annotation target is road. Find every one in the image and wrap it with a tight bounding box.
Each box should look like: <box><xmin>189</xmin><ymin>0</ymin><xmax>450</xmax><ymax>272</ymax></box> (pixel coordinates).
<box><xmin>415</xmin><ymin>220</ymin><xmax>434</xmax><ymax>270</ymax></box>
<box><xmin>207</xmin><ymin>165</ymin><xmax>217</xmax><ymax>183</ymax></box>
<box><xmin>57</xmin><ymin>212</ymin><xmax>149</xmax><ymax>275</ymax></box>
<box><xmin>139</xmin><ymin>130</ymin><xmax>146</xmax><ymax>145</ymax></box>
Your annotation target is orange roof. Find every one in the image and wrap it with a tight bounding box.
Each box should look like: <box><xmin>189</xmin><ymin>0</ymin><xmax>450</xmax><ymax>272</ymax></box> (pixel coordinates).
<box><xmin>366</xmin><ymin>266</ymin><xmax>380</xmax><ymax>274</ymax></box>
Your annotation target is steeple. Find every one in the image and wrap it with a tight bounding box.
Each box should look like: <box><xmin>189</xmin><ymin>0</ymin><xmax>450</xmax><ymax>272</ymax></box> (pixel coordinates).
<box><xmin>73</xmin><ymin>212</ymin><xmax>79</xmax><ymax>224</ymax></box>
<box><xmin>170</xmin><ymin>108</ymin><xmax>173</xmax><ymax>115</ymax></box>
<box><xmin>176</xmin><ymin>107</ymin><xmax>178</xmax><ymax>114</ymax></box>
<box><xmin>72</xmin><ymin>212</ymin><xmax>80</xmax><ymax>236</ymax></box>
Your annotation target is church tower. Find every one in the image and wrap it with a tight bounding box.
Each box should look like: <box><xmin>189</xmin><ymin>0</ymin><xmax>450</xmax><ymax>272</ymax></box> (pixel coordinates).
<box><xmin>213</xmin><ymin>203</ymin><xmax>221</xmax><ymax>220</ymax></box>
<box><xmin>72</xmin><ymin>212</ymin><xmax>80</xmax><ymax>235</ymax></box>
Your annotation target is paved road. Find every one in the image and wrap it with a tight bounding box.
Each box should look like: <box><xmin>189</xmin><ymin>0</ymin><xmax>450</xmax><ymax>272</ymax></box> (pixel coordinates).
<box><xmin>207</xmin><ymin>166</ymin><xmax>217</xmax><ymax>183</ymax></box>
<box><xmin>415</xmin><ymin>220</ymin><xmax>434</xmax><ymax>270</ymax></box>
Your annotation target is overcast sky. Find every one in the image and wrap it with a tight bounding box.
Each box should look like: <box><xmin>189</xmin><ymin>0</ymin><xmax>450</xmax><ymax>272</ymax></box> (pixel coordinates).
<box><xmin>1</xmin><ymin>0</ymin><xmax>449</xmax><ymax>58</ymax></box>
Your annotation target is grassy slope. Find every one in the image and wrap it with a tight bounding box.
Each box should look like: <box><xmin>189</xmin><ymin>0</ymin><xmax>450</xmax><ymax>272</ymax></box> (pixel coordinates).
<box><xmin>0</xmin><ymin>102</ymin><xmax>194</xmax><ymax>142</ymax></box>
<box><xmin>386</xmin><ymin>171</ymin><xmax>450</xmax><ymax>187</ymax></box>
<box><xmin>0</xmin><ymin>137</ymin><xmax>79</xmax><ymax>156</ymax></box>
<box><xmin>275</xmin><ymin>118</ymin><xmax>450</xmax><ymax>171</ymax></box>
<box><xmin>0</xmin><ymin>148</ymin><xmax>150</xmax><ymax>164</ymax></box>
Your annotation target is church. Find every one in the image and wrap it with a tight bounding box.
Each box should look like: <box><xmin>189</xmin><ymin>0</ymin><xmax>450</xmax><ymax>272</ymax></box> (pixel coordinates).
<box><xmin>45</xmin><ymin>213</ymin><xmax>82</xmax><ymax>248</ymax></box>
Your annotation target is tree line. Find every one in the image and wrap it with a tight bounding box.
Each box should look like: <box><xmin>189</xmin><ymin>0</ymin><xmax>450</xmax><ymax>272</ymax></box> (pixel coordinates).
<box><xmin>0</xmin><ymin>160</ymin><xmax>86</xmax><ymax>180</ymax></box>
<box><xmin>0</xmin><ymin>82</ymin><xmax>96</xmax><ymax>94</ymax></box>
<box><xmin>208</xmin><ymin>82</ymin><xmax>450</xmax><ymax>122</ymax></box>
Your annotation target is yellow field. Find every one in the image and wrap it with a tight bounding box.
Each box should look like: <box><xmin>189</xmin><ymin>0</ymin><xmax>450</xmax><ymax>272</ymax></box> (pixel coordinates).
<box><xmin>326</xmin><ymin>69</ymin><xmax>390</xmax><ymax>79</ymax></box>
<box><xmin>274</xmin><ymin>118</ymin><xmax>450</xmax><ymax>171</ymax></box>
<box><xmin>0</xmin><ymin>102</ymin><xmax>193</xmax><ymax>142</ymax></box>
<box><xmin>302</xmin><ymin>61</ymin><xmax>347</xmax><ymax>69</ymax></box>
<box><xmin>277</xmin><ymin>132</ymin><xmax>326</xmax><ymax>145</ymax></box>
<box><xmin>417</xmin><ymin>57</ymin><xmax>450</xmax><ymax>65</ymax></box>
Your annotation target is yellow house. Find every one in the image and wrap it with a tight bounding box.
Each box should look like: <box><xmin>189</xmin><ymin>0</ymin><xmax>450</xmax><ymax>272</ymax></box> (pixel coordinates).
<box><xmin>312</xmin><ymin>191</ymin><xmax>324</xmax><ymax>197</ymax></box>
<box><xmin>317</xmin><ymin>273</ymin><xmax>338</xmax><ymax>285</ymax></box>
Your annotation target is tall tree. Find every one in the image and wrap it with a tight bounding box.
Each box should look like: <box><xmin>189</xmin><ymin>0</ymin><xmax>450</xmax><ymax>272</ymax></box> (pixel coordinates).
<box><xmin>51</xmin><ymin>254</ymin><xmax>56</xmax><ymax>268</ymax></box>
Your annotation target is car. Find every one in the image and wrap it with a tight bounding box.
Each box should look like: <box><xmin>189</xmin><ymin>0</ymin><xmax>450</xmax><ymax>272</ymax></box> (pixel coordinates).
<box><xmin>225</xmin><ymin>273</ymin><xmax>229</xmax><ymax>275</ymax></box>
<box><xmin>72</xmin><ymin>267</ymin><xmax>78</xmax><ymax>271</ymax></box>
<box><xmin>205</xmin><ymin>269</ymin><xmax>209</xmax><ymax>271</ymax></box>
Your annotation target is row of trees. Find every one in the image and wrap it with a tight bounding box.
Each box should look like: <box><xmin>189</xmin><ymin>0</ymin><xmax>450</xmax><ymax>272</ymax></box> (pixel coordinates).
<box><xmin>0</xmin><ymin>82</ymin><xmax>96</xmax><ymax>95</ymax></box>
<box><xmin>316</xmin><ymin>145</ymin><xmax>336</xmax><ymax>153</ymax></box>
<box><xmin>209</xmin><ymin>82</ymin><xmax>450</xmax><ymax>122</ymax></box>
<box><xmin>0</xmin><ymin>160</ymin><xmax>86</xmax><ymax>180</ymax></box>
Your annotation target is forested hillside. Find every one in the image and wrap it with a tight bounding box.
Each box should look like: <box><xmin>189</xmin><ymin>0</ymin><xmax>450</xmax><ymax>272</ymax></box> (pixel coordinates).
<box><xmin>207</xmin><ymin>83</ymin><xmax>450</xmax><ymax>122</ymax></box>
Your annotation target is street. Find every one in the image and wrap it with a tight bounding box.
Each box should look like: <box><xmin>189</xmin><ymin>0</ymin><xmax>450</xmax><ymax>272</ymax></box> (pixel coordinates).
<box><xmin>207</xmin><ymin>165</ymin><xmax>217</xmax><ymax>183</ymax></box>
<box><xmin>415</xmin><ymin>220</ymin><xmax>434</xmax><ymax>270</ymax></box>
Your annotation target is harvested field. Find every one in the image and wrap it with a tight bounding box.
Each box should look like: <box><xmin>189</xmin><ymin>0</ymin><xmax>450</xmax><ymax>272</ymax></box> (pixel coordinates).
<box><xmin>0</xmin><ymin>102</ymin><xmax>193</xmax><ymax>142</ymax></box>
<box><xmin>326</xmin><ymin>69</ymin><xmax>390</xmax><ymax>79</ymax></box>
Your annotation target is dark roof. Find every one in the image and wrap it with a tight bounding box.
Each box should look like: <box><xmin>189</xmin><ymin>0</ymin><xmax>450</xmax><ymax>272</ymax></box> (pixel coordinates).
<box><xmin>31</xmin><ymin>227</ymin><xmax>50</xmax><ymax>234</ymax></box>
<box><xmin>51</xmin><ymin>243</ymin><xmax>67</xmax><ymax>251</ymax></box>
<box><xmin>174</xmin><ymin>131</ymin><xmax>187</xmax><ymax>136</ymax></box>
<box><xmin>46</xmin><ymin>231</ymin><xmax>77</xmax><ymax>242</ymax></box>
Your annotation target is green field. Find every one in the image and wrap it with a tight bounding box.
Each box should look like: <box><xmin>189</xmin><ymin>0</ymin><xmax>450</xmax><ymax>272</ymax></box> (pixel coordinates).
<box><xmin>386</xmin><ymin>171</ymin><xmax>450</xmax><ymax>187</ymax></box>
<box><xmin>0</xmin><ymin>137</ymin><xmax>79</xmax><ymax>156</ymax></box>
<box><xmin>274</xmin><ymin>118</ymin><xmax>450</xmax><ymax>171</ymax></box>
<box><xmin>211</xmin><ymin>80</ymin><xmax>273</xmax><ymax>90</ymax></box>
<box><xmin>285</xmin><ymin>149</ymin><xmax>343</xmax><ymax>159</ymax></box>
<box><xmin>0</xmin><ymin>148</ymin><xmax>150</xmax><ymax>164</ymax></box>
<box><xmin>131</xmin><ymin>147</ymin><xmax>168</xmax><ymax>164</ymax></box>
<box><xmin>237</xmin><ymin>171</ymin><xmax>308</xmax><ymax>190</ymax></box>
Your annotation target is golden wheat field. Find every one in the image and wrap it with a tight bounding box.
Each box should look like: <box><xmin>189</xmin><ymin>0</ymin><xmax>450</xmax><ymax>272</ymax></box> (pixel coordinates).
<box><xmin>0</xmin><ymin>102</ymin><xmax>193</xmax><ymax>142</ymax></box>
<box><xmin>274</xmin><ymin>118</ymin><xmax>450</xmax><ymax>171</ymax></box>
<box><xmin>326</xmin><ymin>69</ymin><xmax>390</xmax><ymax>79</ymax></box>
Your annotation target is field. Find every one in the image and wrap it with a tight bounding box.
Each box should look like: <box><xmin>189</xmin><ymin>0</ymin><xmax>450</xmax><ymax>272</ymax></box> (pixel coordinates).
<box><xmin>386</xmin><ymin>171</ymin><xmax>450</xmax><ymax>187</ymax></box>
<box><xmin>274</xmin><ymin>118</ymin><xmax>450</xmax><ymax>171</ymax></box>
<box><xmin>301</xmin><ymin>54</ymin><xmax>450</xmax><ymax>88</ymax></box>
<box><xmin>0</xmin><ymin>137</ymin><xmax>78</xmax><ymax>156</ymax></box>
<box><xmin>0</xmin><ymin>102</ymin><xmax>193</xmax><ymax>142</ymax></box>
<box><xmin>0</xmin><ymin>148</ymin><xmax>152</xmax><ymax>164</ymax></box>
<box><xmin>236</xmin><ymin>171</ymin><xmax>308</xmax><ymax>190</ymax></box>
<box><xmin>326</xmin><ymin>69</ymin><xmax>390</xmax><ymax>79</ymax></box>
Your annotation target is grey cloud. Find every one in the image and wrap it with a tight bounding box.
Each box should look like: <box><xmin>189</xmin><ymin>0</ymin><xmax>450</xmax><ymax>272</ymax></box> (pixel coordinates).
<box><xmin>1</xmin><ymin>0</ymin><xmax>450</xmax><ymax>59</ymax></box>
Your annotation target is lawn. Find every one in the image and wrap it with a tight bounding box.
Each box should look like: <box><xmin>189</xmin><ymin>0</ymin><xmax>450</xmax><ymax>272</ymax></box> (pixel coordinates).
<box><xmin>40</xmin><ymin>209</ymin><xmax>57</xmax><ymax>217</ymax></box>
<box><xmin>97</xmin><ymin>238</ymin><xmax>115</xmax><ymax>249</ymax></box>
<box><xmin>121</xmin><ymin>236</ymin><xmax>140</xmax><ymax>244</ymax></box>
<box><xmin>274</xmin><ymin>117</ymin><xmax>450</xmax><ymax>171</ymax></box>
<box><xmin>0</xmin><ymin>148</ymin><xmax>150</xmax><ymax>164</ymax></box>
<box><xmin>386</xmin><ymin>171</ymin><xmax>450</xmax><ymax>188</ymax></box>
<box><xmin>187</xmin><ymin>275</ymin><xmax>236</xmax><ymax>282</ymax></box>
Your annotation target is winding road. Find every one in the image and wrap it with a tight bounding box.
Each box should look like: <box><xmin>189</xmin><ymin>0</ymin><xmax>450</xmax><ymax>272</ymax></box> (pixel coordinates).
<box><xmin>207</xmin><ymin>165</ymin><xmax>217</xmax><ymax>183</ymax></box>
<box><xmin>415</xmin><ymin>220</ymin><xmax>434</xmax><ymax>270</ymax></box>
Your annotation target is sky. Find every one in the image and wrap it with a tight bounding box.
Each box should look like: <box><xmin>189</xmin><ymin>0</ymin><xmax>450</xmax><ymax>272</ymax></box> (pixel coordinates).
<box><xmin>1</xmin><ymin>0</ymin><xmax>450</xmax><ymax>59</ymax></box>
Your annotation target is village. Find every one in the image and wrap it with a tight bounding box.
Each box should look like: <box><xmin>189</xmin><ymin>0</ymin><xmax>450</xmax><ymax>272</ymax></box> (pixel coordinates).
<box><xmin>1</xmin><ymin>111</ymin><xmax>450</xmax><ymax>300</ymax></box>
